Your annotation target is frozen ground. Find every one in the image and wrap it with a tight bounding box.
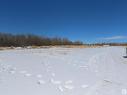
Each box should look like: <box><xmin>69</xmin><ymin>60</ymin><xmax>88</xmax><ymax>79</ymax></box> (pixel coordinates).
<box><xmin>0</xmin><ymin>46</ymin><xmax>127</xmax><ymax>95</ymax></box>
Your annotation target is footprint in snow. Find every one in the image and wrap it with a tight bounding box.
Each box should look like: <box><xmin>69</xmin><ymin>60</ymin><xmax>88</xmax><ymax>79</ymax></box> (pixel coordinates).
<box><xmin>37</xmin><ymin>80</ymin><xmax>46</xmax><ymax>85</ymax></box>
<box><xmin>58</xmin><ymin>86</ymin><xmax>64</xmax><ymax>92</ymax></box>
<box><xmin>64</xmin><ymin>85</ymin><xmax>75</xmax><ymax>90</ymax></box>
<box><xmin>81</xmin><ymin>84</ymin><xmax>89</xmax><ymax>88</ymax></box>
<box><xmin>24</xmin><ymin>73</ymin><xmax>32</xmax><ymax>77</ymax></box>
<box><xmin>0</xmin><ymin>70</ymin><xmax>2</xmax><ymax>73</ymax></box>
<box><xmin>9</xmin><ymin>70</ymin><xmax>16</xmax><ymax>74</ymax></box>
<box><xmin>65</xmin><ymin>80</ymin><xmax>73</xmax><ymax>84</ymax></box>
<box><xmin>51</xmin><ymin>78</ymin><xmax>62</xmax><ymax>85</ymax></box>
<box><xmin>1</xmin><ymin>67</ymin><xmax>7</xmax><ymax>72</ymax></box>
<box><xmin>0</xmin><ymin>59</ymin><xmax>3</xmax><ymax>63</ymax></box>
<box><xmin>79</xmin><ymin>65</ymin><xmax>89</xmax><ymax>70</ymax></box>
<box><xmin>19</xmin><ymin>70</ymin><xmax>32</xmax><ymax>77</ymax></box>
<box><xmin>19</xmin><ymin>70</ymin><xmax>27</xmax><ymax>74</ymax></box>
<box><xmin>36</xmin><ymin>74</ymin><xmax>42</xmax><ymax>78</ymax></box>
<box><xmin>8</xmin><ymin>68</ymin><xmax>17</xmax><ymax>74</ymax></box>
<box><xmin>73</xmin><ymin>64</ymin><xmax>77</xmax><ymax>66</ymax></box>
<box><xmin>122</xmin><ymin>89</ymin><xmax>127</xmax><ymax>95</ymax></box>
<box><xmin>51</xmin><ymin>73</ymin><xmax>56</xmax><ymax>77</ymax></box>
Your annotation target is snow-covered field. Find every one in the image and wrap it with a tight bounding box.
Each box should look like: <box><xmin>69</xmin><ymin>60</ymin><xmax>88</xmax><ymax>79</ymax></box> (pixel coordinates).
<box><xmin>0</xmin><ymin>46</ymin><xmax>127</xmax><ymax>95</ymax></box>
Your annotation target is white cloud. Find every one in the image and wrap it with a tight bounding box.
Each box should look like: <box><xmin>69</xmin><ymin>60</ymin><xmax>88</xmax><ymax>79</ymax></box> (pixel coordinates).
<box><xmin>100</xmin><ymin>36</ymin><xmax>127</xmax><ymax>40</ymax></box>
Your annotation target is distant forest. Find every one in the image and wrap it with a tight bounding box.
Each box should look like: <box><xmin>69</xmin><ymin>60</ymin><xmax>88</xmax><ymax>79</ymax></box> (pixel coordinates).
<box><xmin>90</xmin><ymin>43</ymin><xmax>127</xmax><ymax>46</ymax></box>
<box><xmin>0</xmin><ymin>33</ymin><xmax>83</xmax><ymax>47</ymax></box>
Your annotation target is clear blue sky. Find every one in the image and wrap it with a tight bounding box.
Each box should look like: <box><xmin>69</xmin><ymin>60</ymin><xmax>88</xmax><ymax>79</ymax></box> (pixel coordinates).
<box><xmin>0</xmin><ymin>0</ymin><xmax>127</xmax><ymax>43</ymax></box>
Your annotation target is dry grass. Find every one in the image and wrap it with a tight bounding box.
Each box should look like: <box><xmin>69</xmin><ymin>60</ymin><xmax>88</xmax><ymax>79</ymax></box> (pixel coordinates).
<box><xmin>0</xmin><ymin>45</ymin><xmax>104</xmax><ymax>50</ymax></box>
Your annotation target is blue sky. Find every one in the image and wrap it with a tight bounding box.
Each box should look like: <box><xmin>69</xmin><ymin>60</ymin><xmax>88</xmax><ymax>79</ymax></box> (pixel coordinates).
<box><xmin>0</xmin><ymin>0</ymin><xmax>127</xmax><ymax>43</ymax></box>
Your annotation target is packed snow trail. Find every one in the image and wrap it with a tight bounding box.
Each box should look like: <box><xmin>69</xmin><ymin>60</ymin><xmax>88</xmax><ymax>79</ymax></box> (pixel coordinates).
<box><xmin>0</xmin><ymin>47</ymin><xmax>127</xmax><ymax>95</ymax></box>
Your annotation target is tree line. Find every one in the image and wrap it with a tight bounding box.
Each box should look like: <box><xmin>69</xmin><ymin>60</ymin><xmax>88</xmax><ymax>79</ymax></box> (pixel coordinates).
<box><xmin>88</xmin><ymin>42</ymin><xmax>127</xmax><ymax>46</ymax></box>
<box><xmin>0</xmin><ymin>33</ymin><xmax>83</xmax><ymax>47</ymax></box>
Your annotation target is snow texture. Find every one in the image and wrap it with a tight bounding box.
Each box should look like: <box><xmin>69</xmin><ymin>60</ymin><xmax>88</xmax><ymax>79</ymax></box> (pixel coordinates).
<box><xmin>0</xmin><ymin>46</ymin><xmax>127</xmax><ymax>95</ymax></box>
